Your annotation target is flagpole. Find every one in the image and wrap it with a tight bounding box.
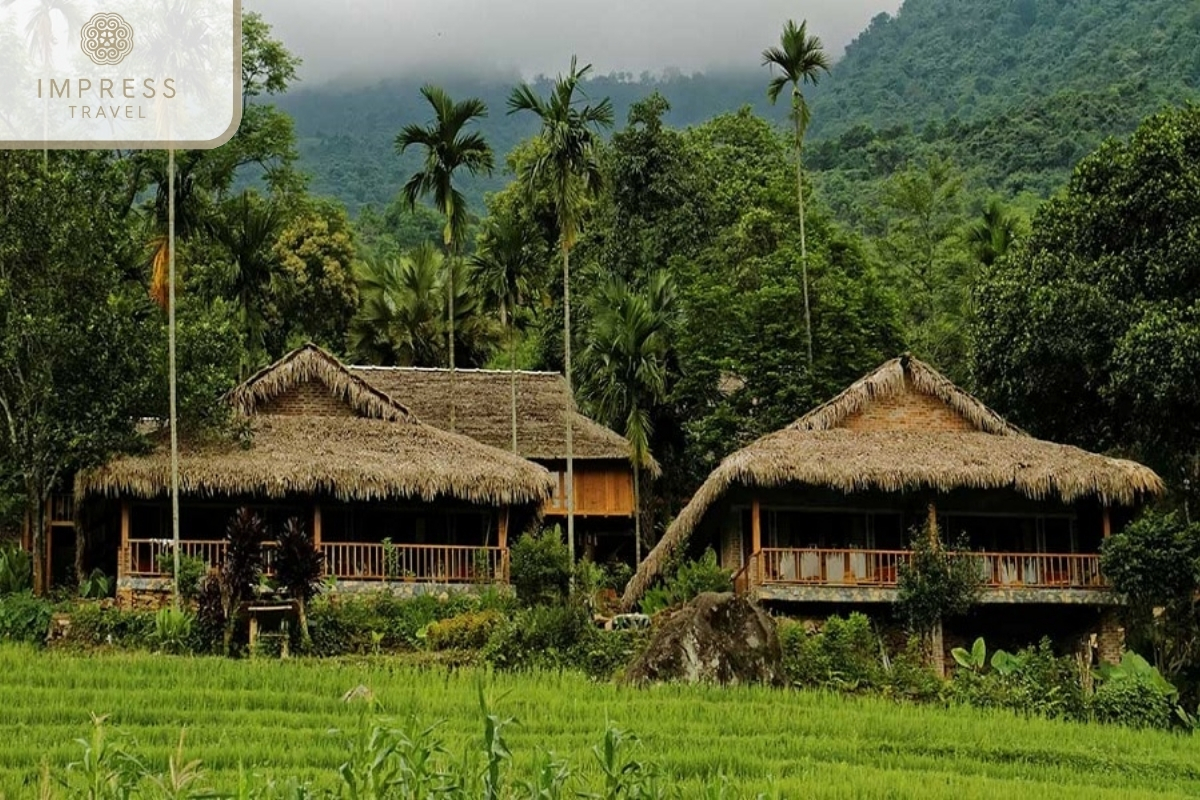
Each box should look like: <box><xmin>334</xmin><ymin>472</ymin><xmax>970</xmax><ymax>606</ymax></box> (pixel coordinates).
<box><xmin>168</xmin><ymin>146</ymin><xmax>181</xmax><ymax>610</ymax></box>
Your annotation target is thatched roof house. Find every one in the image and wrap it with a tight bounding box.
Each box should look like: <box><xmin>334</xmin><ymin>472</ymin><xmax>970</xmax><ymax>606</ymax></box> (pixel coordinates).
<box><xmin>78</xmin><ymin>345</ymin><xmax>554</xmax><ymax>507</ymax></box>
<box><xmin>349</xmin><ymin>366</ymin><xmax>650</xmax><ymax>468</ymax></box>
<box><xmin>622</xmin><ymin>355</ymin><xmax>1164</xmax><ymax>608</ymax></box>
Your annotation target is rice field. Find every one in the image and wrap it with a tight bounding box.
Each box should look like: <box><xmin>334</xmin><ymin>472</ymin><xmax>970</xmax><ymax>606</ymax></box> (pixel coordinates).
<box><xmin>0</xmin><ymin>645</ymin><xmax>1197</xmax><ymax>798</ymax></box>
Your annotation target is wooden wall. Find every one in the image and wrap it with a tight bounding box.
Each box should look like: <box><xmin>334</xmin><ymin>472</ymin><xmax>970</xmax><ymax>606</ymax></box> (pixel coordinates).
<box><xmin>542</xmin><ymin>460</ymin><xmax>635</xmax><ymax>518</ymax></box>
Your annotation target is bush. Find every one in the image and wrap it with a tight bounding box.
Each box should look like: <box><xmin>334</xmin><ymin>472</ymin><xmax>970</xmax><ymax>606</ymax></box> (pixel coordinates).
<box><xmin>577</xmin><ymin>627</ymin><xmax>650</xmax><ymax>681</ymax></box>
<box><xmin>151</xmin><ymin>607</ymin><xmax>195</xmax><ymax>654</ymax></box>
<box><xmin>0</xmin><ymin>592</ymin><xmax>51</xmax><ymax>644</ymax></box>
<box><xmin>0</xmin><ymin>545</ymin><xmax>33</xmax><ymax>595</ymax></box>
<box><xmin>483</xmin><ymin>603</ymin><xmax>592</xmax><ymax>671</ymax></box>
<box><xmin>896</xmin><ymin>529</ymin><xmax>982</xmax><ymax>638</ymax></box>
<box><xmin>779</xmin><ymin>613</ymin><xmax>885</xmax><ymax>691</ymax></box>
<box><xmin>155</xmin><ymin>553</ymin><xmax>207</xmax><ymax>602</ymax></box>
<box><xmin>509</xmin><ymin>528</ymin><xmax>572</xmax><ymax>607</ymax></box>
<box><xmin>426</xmin><ymin>610</ymin><xmax>504</xmax><ymax>651</ymax></box>
<box><xmin>63</xmin><ymin>604</ymin><xmax>156</xmax><ymax>649</ymax></box>
<box><xmin>948</xmin><ymin>638</ymin><xmax>1086</xmax><ymax>721</ymax></box>
<box><xmin>1091</xmin><ymin>676</ymin><xmax>1174</xmax><ymax>729</ymax></box>
<box><xmin>640</xmin><ymin>549</ymin><xmax>732</xmax><ymax>615</ymax></box>
<box><xmin>306</xmin><ymin>591</ymin><xmax>518</xmax><ymax>657</ymax></box>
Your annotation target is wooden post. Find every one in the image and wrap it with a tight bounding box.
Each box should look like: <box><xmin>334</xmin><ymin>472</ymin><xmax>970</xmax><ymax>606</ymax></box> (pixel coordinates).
<box><xmin>498</xmin><ymin>507</ymin><xmax>509</xmax><ymax>551</ymax></box>
<box><xmin>751</xmin><ymin>498</ymin><xmax>762</xmax><ymax>585</ymax></box>
<box><xmin>312</xmin><ymin>504</ymin><xmax>323</xmax><ymax>548</ymax></box>
<box><xmin>119</xmin><ymin>501</ymin><xmax>131</xmax><ymax>582</ymax></box>
<box><xmin>1102</xmin><ymin>506</ymin><xmax>1112</xmax><ymax>539</ymax></box>
<box><xmin>927</xmin><ymin>501</ymin><xmax>939</xmax><ymax>546</ymax></box>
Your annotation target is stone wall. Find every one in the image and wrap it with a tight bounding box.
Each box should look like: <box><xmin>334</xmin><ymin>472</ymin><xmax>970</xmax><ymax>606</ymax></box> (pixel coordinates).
<box><xmin>1096</xmin><ymin>608</ymin><xmax>1125</xmax><ymax>665</ymax></box>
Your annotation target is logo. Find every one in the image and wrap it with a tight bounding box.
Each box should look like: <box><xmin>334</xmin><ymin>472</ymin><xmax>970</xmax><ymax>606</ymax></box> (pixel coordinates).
<box><xmin>80</xmin><ymin>12</ymin><xmax>134</xmax><ymax>66</ymax></box>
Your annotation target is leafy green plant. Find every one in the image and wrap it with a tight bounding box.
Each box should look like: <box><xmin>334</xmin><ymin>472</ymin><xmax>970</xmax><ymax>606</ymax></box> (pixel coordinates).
<box><xmin>0</xmin><ymin>544</ymin><xmax>33</xmax><ymax>595</ymax></box>
<box><xmin>426</xmin><ymin>610</ymin><xmax>503</xmax><ymax>652</ymax></box>
<box><xmin>639</xmin><ymin>549</ymin><xmax>731</xmax><ymax>615</ymax></box>
<box><xmin>273</xmin><ymin>517</ymin><xmax>324</xmax><ymax>648</ymax></box>
<box><xmin>510</xmin><ymin>528</ymin><xmax>572</xmax><ymax>607</ymax></box>
<box><xmin>0</xmin><ymin>592</ymin><xmax>52</xmax><ymax>645</ymax></box>
<box><xmin>951</xmin><ymin>637</ymin><xmax>987</xmax><ymax>673</ymax></box>
<box><xmin>381</xmin><ymin>537</ymin><xmax>401</xmax><ymax>580</ymax></box>
<box><xmin>896</xmin><ymin>529</ymin><xmax>981</xmax><ymax>641</ymax></box>
<box><xmin>78</xmin><ymin>569</ymin><xmax>113</xmax><ymax>600</ymax></box>
<box><xmin>990</xmin><ymin>649</ymin><xmax>1026</xmax><ymax>677</ymax></box>
<box><xmin>152</xmin><ymin>607</ymin><xmax>196</xmax><ymax>655</ymax></box>
<box><xmin>156</xmin><ymin>552</ymin><xmax>207</xmax><ymax>603</ymax></box>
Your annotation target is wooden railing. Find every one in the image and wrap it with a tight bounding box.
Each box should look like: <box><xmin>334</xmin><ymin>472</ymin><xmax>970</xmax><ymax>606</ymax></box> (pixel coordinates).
<box><xmin>125</xmin><ymin>540</ymin><xmax>510</xmax><ymax>584</ymax></box>
<box><xmin>320</xmin><ymin>543</ymin><xmax>508</xmax><ymax>583</ymax></box>
<box><xmin>751</xmin><ymin>549</ymin><xmax>1107</xmax><ymax>591</ymax></box>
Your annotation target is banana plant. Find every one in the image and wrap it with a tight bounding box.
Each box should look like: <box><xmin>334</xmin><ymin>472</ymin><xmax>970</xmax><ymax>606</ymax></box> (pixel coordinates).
<box><xmin>951</xmin><ymin>637</ymin><xmax>987</xmax><ymax>673</ymax></box>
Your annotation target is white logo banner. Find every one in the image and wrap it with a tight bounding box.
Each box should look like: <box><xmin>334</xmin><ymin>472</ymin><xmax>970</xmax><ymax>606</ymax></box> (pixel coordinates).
<box><xmin>0</xmin><ymin>0</ymin><xmax>241</xmax><ymax>148</ymax></box>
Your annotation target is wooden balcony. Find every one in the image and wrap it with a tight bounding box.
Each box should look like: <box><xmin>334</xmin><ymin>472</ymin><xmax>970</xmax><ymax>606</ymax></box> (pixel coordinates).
<box><xmin>123</xmin><ymin>540</ymin><xmax>508</xmax><ymax>584</ymax></box>
<box><xmin>747</xmin><ymin>548</ymin><xmax>1113</xmax><ymax>605</ymax></box>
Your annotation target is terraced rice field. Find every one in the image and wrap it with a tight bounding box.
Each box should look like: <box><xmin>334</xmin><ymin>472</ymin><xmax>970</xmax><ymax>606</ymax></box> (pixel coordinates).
<box><xmin>0</xmin><ymin>645</ymin><xmax>1197</xmax><ymax>797</ymax></box>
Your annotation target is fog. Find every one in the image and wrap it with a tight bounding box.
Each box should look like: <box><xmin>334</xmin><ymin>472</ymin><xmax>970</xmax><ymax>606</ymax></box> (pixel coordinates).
<box><xmin>245</xmin><ymin>0</ymin><xmax>902</xmax><ymax>85</ymax></box>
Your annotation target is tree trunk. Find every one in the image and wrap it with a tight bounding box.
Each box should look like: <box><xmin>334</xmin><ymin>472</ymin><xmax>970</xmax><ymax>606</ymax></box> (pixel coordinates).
<box><xmin>633</xmin><ymin>463</ymin><xmax>641</xmax><ymax>565</ymax></box>
<box><xmin>74</xmin><ymin>523</ymin><xmax>87</xmax><ymax>588</ymax></box>
<box><xmin>510</xmin><ymin>320</ymin><xmax>518</xmax><ymax>454</ymax></box>
<box><xmin>563</xmin><ymin>244</ymin><xmax>575</xmax><ymax>563</ymax></box>
<box><xmin>297</xmin><ymin>597</ymin><xmax>311</xmax><ymax>651</ymax></box>
<box><xmin>448</xmin><ymin>248</ymin><xmax>457</xmax><ymax>432</ymax></box>
<box><xmin>795</xmin><ymin>113</ymin><xmax>814</xmax><ymax>370</ymax></box>
<box><xmin>30</xmin><ymin>484</ymin><xmax>47</xmax><ymax>596</ymax></box>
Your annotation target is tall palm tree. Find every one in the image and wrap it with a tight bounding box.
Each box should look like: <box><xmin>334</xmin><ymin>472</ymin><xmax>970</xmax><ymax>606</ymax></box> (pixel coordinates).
<box><xmin>472</xmin><ymin>216</ymin><xmax>538</xmax><ymax>453</ymax></box>
<box><xmin>396</xmin><ymin>86</ymin><xmax>493</xmax><ymax>431</ymax></box>
<box><xmin>508</xmin><ymin>57</ymin><xmax>614</xmax><ymax>561</ymax></box>
<box><xmin>966</xmin><ymin>199</ymin><xmax>1021</xmax><ymax>267</ymax></box>
<box><xmin>210</xmin><ymin>190</ymin><xmax>283</xmax><ymax>378</ymax></box>
<box><xmin>583</xmin><ymin>273</ymin><xmax>674</xmax><ymax>564</ymax></box>
<box><xmin>764</xmin><ymin>19</ymin><xmax>830</xmax><ymax>369</ymax></box>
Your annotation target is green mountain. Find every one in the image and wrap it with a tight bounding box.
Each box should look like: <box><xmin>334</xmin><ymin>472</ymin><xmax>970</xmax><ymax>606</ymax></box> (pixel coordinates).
<box><xmin>273</xmin><ymin>0</ymin><xmax>1200</xmax><ymax>217</ymax></box>
<box><xmin>275</xmin><ymin>72</ymin><xmax>773</xmax><ymax>216</ymax></box>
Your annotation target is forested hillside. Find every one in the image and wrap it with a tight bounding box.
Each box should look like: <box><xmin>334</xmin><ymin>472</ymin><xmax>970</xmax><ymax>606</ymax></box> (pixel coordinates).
<box><xmin>276</xmin><ymin>72</ymin><xmax>771</xmax><ymax>215</ymax></box>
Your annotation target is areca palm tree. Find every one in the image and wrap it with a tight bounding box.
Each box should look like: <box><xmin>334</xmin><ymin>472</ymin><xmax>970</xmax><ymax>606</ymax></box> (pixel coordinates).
<box><xmin>396</xmin><ymin>85</ymin><xmax>493</xmax><ymax>431</ymax></box>
<box><xmin>210</xmin><ymin>190</ymin><xmax>284</xmax><ymax>377</ymax></box>
<box><xmin>583</xmin><ymin>273</ymin><xmax>675</xmax><ymax>564</ymax></box>
<box><xmin>764</xmin><ymin>19</ymin><xmax>830</xmax><ymax>369</ymax></box>
<box><xmin>472</xmin><ymin>216</ymin><xmax>539</xmax><ymax>453</ymax></box>
<box><xmin>508</xmin><ymin>57</ymin><xmax>614</xmax><ymax>560</ymax></box>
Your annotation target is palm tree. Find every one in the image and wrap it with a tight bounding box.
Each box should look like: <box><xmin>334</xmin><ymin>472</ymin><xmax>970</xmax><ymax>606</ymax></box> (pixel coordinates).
<box><xmin>396</xmin><ymin>86</ymin><xmax>493</xmax><ymax>431</ymax></box>
<box><xmin>966</xmin><ymin>199</ymin><xmax>1021</xmax><ymax>267</ymax></box>
<box><xmin>472</xmin><ymin>216</ymin><xmax>538</xmax><ymax>453</ymax></box>
<box><xmin>210</xmin><ymin>190</ymin><xmax>283</xmax><ymax>378</ymax></box>
<box><xmin>508</xmin><ymin>57</ymin><xmax>614</xmax><ymax>561</ymax></box>
<box><xmin>764</xmin><ymin>19</ymin><xmax>830</xmax><ymax>369</ymax></box>
<box><xmin>351</xmin><ymin>243</ymin><xmax>497</xmax><ymax>368</ymax></box>
<box><xmin>582</xmin><ymin>273</ymin><xmax>675</xmax><ymax>564</ymax></box>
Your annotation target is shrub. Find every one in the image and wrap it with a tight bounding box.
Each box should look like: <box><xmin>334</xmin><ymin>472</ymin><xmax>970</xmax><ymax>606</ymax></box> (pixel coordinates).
<box><xmin>274</xmin><ymin>517</ymin><xmax>324</xmax><ymax>646</ymax></box>
<box><xmin>1091</xmin><ymin>676</ymin><xmax>1174</xmax><ymax>729</ymax></box>
<box><xmin>0</xmin><ymin>545</ymin><xmax>33</xmax><ymax>595</ymax></box>
<box><xmin>78</xmin><ymin>569</ymin><xmax>113</xmax><ymax>600</ymax></box>
<box><xmin>577</xmin><ymin>627</ymin><xmax>650</xmax><ymax>681</ymax></box>
<box><xmin>779</xmin><ymin>614</ymin><xmax>884</xmax><ymax>691</ymax></box>
<box><xmin>194</xmin><ymin>572</ymin><xmax>226</xmax><ymax>653</ymax></box>
<box><xmin>640</xmin><ymin>549</ymin><xmax>732</xmax><ymax>615</ymax></box>
<box><xmin>896</xmin><ymin>529</ymin><xmax>981</xmax><ymax>638</ymax></box>
<box><xmin>509</xmin><ymin>528</ymin><xmax>572</xmax><ymax>607</ymax></box>
<box><xmin>0</xmin><ymin>592</ymin><xmax>51</xmax><ymax>644</ymax></box>
<box><xmin>151</xmin><ymin>607</ymin><xmax>195</xmax><ymax>654</ymax></box>
<box><xmin>426</xmin><ymin>610</ymin><xmax>504</xmax><ymax>651</ymax></box>
<box><xmin>948</xmin><ymin>638</ymin><xmax>1086</xmax><ymax>721</ymax></box>
<box><xmin>60</xmin><ymin>603</ymin><xmax>157</xmax><ymax>649</ymax></box>
<box><xmin>483</xmin><ymin>603</ymin><xmax>592</xmax><ymax>671</ymax></box>
<box><xmin>155</xmin><ymin>553</ymin><xmax>207</xmax><ymax>602</ymax></box>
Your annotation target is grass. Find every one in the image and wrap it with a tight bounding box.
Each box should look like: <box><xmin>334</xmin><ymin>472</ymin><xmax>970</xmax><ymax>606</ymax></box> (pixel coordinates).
<box><xmin>0</xmin><ymin>645</ymin><xmax>1197</xmax><ymax>797</ymax></box>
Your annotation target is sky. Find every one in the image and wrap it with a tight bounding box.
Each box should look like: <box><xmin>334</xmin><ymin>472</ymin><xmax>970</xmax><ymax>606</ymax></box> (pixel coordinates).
<box><xmin>246</xmin><ymin>0</ymin><xmax>903</xmax><ymax>85</ymax></box>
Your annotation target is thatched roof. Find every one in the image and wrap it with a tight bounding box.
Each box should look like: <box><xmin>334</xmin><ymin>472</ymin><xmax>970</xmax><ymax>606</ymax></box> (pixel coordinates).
<box><xmin>79</xmin><ymin>345</ymin><xmax>554</xmax><ymax>507</ymax></box>
<box><xmin>350</xmin><ymin>366</ymin><xmax>656</xmax><ymax>472</ymax></box>
<box><xmin>621</xmin><ymin>355</ymin><xmax>1165</xmax><ymax>608</ymax></box>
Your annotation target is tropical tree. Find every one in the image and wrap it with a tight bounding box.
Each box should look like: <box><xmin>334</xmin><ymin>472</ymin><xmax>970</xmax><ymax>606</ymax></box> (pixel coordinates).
<box><xmin>763</xmin><ymin>19</ymin><xmax>830</xmax><ymax>369</ymax></box>
<box><xmin>508</xmin><ymin>57</ymin><xmax>614</xmax><ymax>560</ymax></box>
<box><xmin>965</xmin><ymin>199</ymin><xmax>1022</xmax><ymax>267</ymax></box>
<box><xmin>472</xmin><ymin>215</ymin><xmax>539</xmax><ymax>453</ymax></box>
<box><xmin>395</xmin><ymin>85</ymin><xmax>494</xmax><ymax>430</ymax></box>
<box><xmin>582</xmin><ymin>273</ymin><xmax>675</xmax><ymax>563</ymax></box>
<box><xmin>209</xmin><ymin>190</ymin><xmax>283</xmax><ymax>377</ymax></box>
